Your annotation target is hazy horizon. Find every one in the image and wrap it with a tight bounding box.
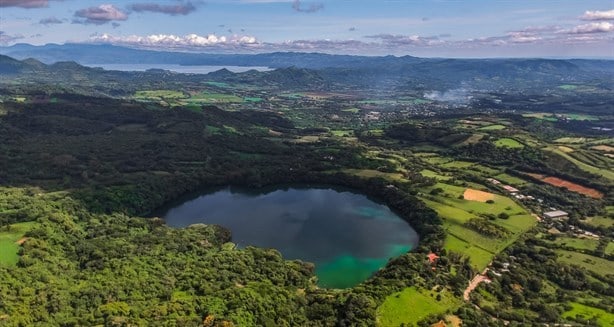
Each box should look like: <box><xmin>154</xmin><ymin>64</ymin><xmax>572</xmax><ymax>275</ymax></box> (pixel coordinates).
<box><xmin>1</xmin><ymin>0</ymin><xmax>613</xmax><ymax>58</ymax></box>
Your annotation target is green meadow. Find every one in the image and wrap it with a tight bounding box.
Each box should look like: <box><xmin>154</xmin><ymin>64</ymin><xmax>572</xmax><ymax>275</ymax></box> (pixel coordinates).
<box><xmin>0</xmin><ymin>221</ymin><xmax>36</xmax><ymax>266</ymax></box>
<box><xmin>377</xmin><ymin>287</ymin><xmax>461</xmax><ymax>327</ymax></box>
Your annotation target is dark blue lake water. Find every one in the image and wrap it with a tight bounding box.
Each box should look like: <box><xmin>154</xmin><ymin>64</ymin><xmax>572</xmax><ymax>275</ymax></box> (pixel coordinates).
<box><xmin>160</xmin><ymin>186</ymin><xmax>419</xmax><ymax>288</ymax></box>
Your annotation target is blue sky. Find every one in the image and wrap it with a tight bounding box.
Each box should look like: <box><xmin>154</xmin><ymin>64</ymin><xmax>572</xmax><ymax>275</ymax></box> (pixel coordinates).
<box><xmin>1</xmin><ymin>0</ymin><xmax>613</xmax><ymax>57</ymax></box>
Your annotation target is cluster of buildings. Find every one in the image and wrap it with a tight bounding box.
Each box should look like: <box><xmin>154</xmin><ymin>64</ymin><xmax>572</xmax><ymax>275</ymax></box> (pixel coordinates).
<box><xmin>487</xmin><ymin>178</ymin><xmax>537</xmax><ymax>202</ymax></box>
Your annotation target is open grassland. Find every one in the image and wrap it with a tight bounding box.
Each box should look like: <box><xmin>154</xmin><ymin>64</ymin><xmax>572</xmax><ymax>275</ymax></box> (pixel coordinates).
<box><xmin>585</xmin><ymin>216</ymin><xmax>614</xmax><ymax>228</ymax></box>
<box><xmin>421</xmin><ymin>169</ymin><xmax>451</xmax><ymax>181</ymax></box>
<box><xmin>494</xmin><ymin>138</ymin><xmax>524</xmax><ymax>149</ymax></box>
<box><xmin>440</xmin><ymin>161</ymin><xmax>475</xmax><ymax>169</ymax></box>
<box><xmin>342</xmin><ymin>169</ymin><xmax>404</xmax><ymax>181</ymax></box>
<box><xmin>493</xmin><ymin>173</ymin><xmax>529</xmax><ymax>186</ymax></box>
<box><xmin>186</xmin><ymin>92</ymin><xmax>243</xmax><ymax>103</ymax></box>
<box><xmin>0</xmin><ymin>221</ymin><xmax>36</xmax><ymax>266</ymax></box>
<box><xmin>544</xmin><ymin>147</ymin><xmax>614</xmax><ymax>180</ymax></box>
<box><xmin>553</xmin><ymin>137</ymin><xmax>588</xmax><ymax>144</ymax></box>
<box><xmin>562</xmin><ymin>302</ymin><xmax>614</xmax><ymax>326</ymax></box>
<box><xmin>377</xmin><ymin>287</ymin><xmax>461</xmax><ymax>327</ymax></box>
<box><xmin>556</xmin><ymin>250</ymin><xmax>614</xmax><ymax>276</ymax></box>
<box><xmin>478</xmin><ymin>124</ymin><xmax>506</xmax><ymax>131</ymax></box>
<box><xmin>134</xmin><ymin>90</ymin><xmax>186</xmax><ymax>99</ymax></box>
<box><xmin>549</xmin><ymin>236</ymin><xmax>599</xmax><ymax>252</ymax></box>
<box><xmin>444</xmin><ymin>234</ymin><xmax>493</xmax><ymax>269</ymax></box>
<box><xmin>420</xmin><ymin>183</ymin><xmax>536</xmax><ymax>270</ymax></box>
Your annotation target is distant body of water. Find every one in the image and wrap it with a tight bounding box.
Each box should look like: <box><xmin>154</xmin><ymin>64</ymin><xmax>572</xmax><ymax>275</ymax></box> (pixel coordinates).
<box><xmin>84</xmin><ymin>63</ymin><xmax>272</xmax><ymax>74</ymax></box>
<box><xmin>159</xmin><ymin>185</ymin><xmax>419</xmax><ymax>289</ymax></box>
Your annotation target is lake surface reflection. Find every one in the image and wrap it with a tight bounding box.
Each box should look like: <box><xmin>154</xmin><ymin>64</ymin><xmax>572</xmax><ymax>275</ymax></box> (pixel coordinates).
<box><xmin>161</xmin><ymin>186</ymin><xmax>419</xmax><ymax>288</ymax></box>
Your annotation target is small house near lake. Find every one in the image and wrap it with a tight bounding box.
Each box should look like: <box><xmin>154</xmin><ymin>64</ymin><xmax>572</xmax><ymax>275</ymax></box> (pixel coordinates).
<box><xmin>543</xmin><ymin>210</ymin><xmax>569</xmax><ymax>220</ymax></box>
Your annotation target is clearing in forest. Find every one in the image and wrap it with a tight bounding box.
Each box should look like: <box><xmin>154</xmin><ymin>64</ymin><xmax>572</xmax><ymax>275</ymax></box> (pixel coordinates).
<box><xmin>463</xmin><ymin>188</ymin><xmax>495</xmax><ymax>202</ymax></box>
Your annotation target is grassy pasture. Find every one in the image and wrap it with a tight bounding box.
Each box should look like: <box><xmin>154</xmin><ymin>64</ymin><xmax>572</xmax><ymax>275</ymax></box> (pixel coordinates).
<box><xmin>444</xmin><ymin>234</ymin><xmax>493</xmax><ymax>269</ymax></box>
<box><xmin>494</xmin><ymin>138</ymin><xmax>524</xmax><ymax>149</ymax></box>
<box><xmin>544</xmin><ymin>147</ymin><xmax>614</xmax><ymax>180</ymax></box>
<box><xmin>342</xmin><ymin>169</ymin><xmax>404</xmax><ymax>181</ymax></box>
<box><xmin>562</xmin><ymin>302</ymin><xmax>614</xmax><ymax>326</ymax></box>
<box><xmin>420</xmin><ymin>169</ymin><xmax>451</xmax><ymax>181</ymax></box>
<box><xmin>585</xmin><ymin>216</ymin><xmax>614</xmax><ymax>228</ymax></box>
<box><xmin>134</xmin><ymin>90</ymin><xmax>186</xmax><ymax>99</ymax></box>
<box><xmin>493</xmin><ymin>173</ymin><xmax>529</xmax><ymax>186</ymax></box>
<box><xmin>420</xmin><ymin>183</ymin><xmax>536</xmax><ymax>269</ymax></box>
<box><xmin>0</xmin><ymin>221</ymin><xmax>36</xmax><ymax>266</ymax></box>
<box><xmin>377</xmin><ymin>287</ymin><xmax>461</xmax><ymax>327</ymax></box>
<box><xmin>553</xmin><ymin>137</ymin><xmax>587</xmax><ymax>144</ymax></box>
<box><xmin>478</xmin><ymin>124</ymin><xmax>506</xmax><ymax>131</ymax></box>
<box><xmin>550</xmin><ymin>236</ymin><xmax>599</xmax><ymax>252</ymax></box>
<box><xmin>187</xmin><ymin>92</ymin><xmax>243</xmax><ymax>103</ymax></box>
<box><xmin>555</xmin><ymin>250</ymin><xmax>614</xmax><ymax>276</ymax></box>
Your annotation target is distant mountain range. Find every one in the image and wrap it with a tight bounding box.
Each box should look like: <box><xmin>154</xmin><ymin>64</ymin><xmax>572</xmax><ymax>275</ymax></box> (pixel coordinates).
<box><xmin>1</xmin><ymin>44</ymin><xmax>613</xmax><ymax>93</ymax></box>
<box><xmin>2</xmin><ymin>43</ymin><xmax>613</xmax><ymax>72</ymax></box>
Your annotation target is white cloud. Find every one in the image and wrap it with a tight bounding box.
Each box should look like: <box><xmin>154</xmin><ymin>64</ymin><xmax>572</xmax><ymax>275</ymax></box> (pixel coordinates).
<box><xmin>580</xmin><ymin>9</ymin><xmax>614</xmax><ymax>21</ymax></box>
<box><xmin>74</xmin><ymin>4</ymin><xmax>128</xmax><ymax>25</ymax></box>
<box><xmin>91</xmin><ymin>33</ymin><xmax>258</xmax><ymax>49</ymax></box>
<box><xmin>568</xmin><ymin>22</ymin><xmax>614</xmax><ymax>34</ymax></box>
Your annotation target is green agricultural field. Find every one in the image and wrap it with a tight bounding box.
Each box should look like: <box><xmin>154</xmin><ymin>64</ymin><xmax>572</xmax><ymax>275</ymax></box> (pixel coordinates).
<box><xmin>523</xmin><ymin>113</ymin><xmax>557</xmax><ymax>121</ymax></box>
<box><xmin>493</xmin><ymin>173</ymin><xmax>529</xmax><ymax>186</ymax></box>
<box><xmin>420</xmin><ymin>183</ymin><xmax>536</xmax><ymax>269</ymax></box>
<box><xmin>478</xmin><ymin>124</ymin><xmax>506</xmax><ymax>131</ymax></box>
<box><xmin>550</xmin><ymin>236</ymin><xmax>599</xmax><ymax>252</ymax></box>
<box><xmin>134</xmin><ymin>90</ymin><xmax>186</xmax><ymax>99</ymax></box>
<box><xmin>187</xmin><ymin>92</ymin><xmax>243</xmax><ymax>103</ymax></box>
<box><xmin>553</xmin><ymin>137</ymin><xmax>587</xmax><ymax>144</ymax></box>
<box><xmin>466</xmin><ymin>164</ymin><xmax>500</xmax><ymax>176</ymax></box>
<box><xmin>440</xmin><ymin>160</ymin><xmax>475</xmax><ymax>169</ymax></box>
<box><xmin>585</xmin><ymin>216</ymin><xmax>614</xmax><ymax>228</ymax></box>
<box><xmin>420</xmin><ymin>169</ymin><xmax>451</xmax><ymax>180</ymax></box>
<box><xmin>0</xmin><ymin>221</ymin><xmax>36</xmax><ymax>266</ymax></box>
<box><xmin>606</xmin><ymin>242</ymin><xmax>614</xmax><ymax>256</ymax></box>
<box><xmin>556</xmin><ymin>250</ymin><xmax>614</xmax><ymax>276</ymax></box>
<box><xmin>544</xmin><ymin>147</ymin><xmax>614</xmax><ymax>180</ymax></box>
<box><xmin>562</xmin><ymin>302</ymin><xmax>614</xmax><ymax>326</ymax></box>
<box><xmin>377</xmin><ymin>287</ymin><xmax>461</xmax><ymax>327</ymax></box>
<box><xmin>444</xmin><ymin>234</ymin><xmax>494</xmax><ymax>269</ymax></box>
<box><xmin>494</xmin><ymin>138</ymin><xmax>524</xmax><ymax>149</ymax></box>
<box><xmin>331</xmin><ymin>130</ymin><xmax>354</xmax><ymax>137</ymax></box>
<box><xmin>342</xmin><ymin>169</ymin><xmax>404</xmax><ymax>181</ymax></box>
<box><xmin>243</xmin><ymin>97</ymin><xmax>263</xmax><ymax>102</ymax></box>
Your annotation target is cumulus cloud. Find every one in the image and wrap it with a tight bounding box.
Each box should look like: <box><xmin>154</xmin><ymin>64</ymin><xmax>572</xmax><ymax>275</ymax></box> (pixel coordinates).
<box><xmin>506</xmin><ymin>32</ymin><xmax>541</xmax><ymax>43</ymax></box>
<box><xmin>292</xmin><ymin>0</ymin><xmax>323</xmax><ymax>13</ymax></box>
<box><xmin>0</xmin><ymin>31</ymin><xmax>25</xmax><ymax>44</ymax></box>
<box><xmin>39</xmin><ymin>16</ymin><xmax>63</xmax><ymax>26</ymax></box>
<box><xmin>568</xmin><ymin>22</ymin><xmax>614</xmax><ymax>34</ymax></box>
<box><xmin>91</xmin><ymin>33</ymin><xmax>258</xmax><ymax>50</ymax></box>
<box><xmin>581</xmin><ymin>9</ymin><xmax>614</xmax><ymax>21</ymax></box>
<box><xmin>74</xmin><ymin>4</ymin><xmax>128</xmax><ymax>25</ymax></box>
<box><xmin>129</xmin><ymin>1</ymin><xmax>198</xmax><ymax>16</ymax></box>
<box><xmin>0</xmin><ymin>0</ymin><xmax>48</xmax><ymax>8</ymax></box>
<box><xmin>365</xmin><ymin>34</ymin><xmax>443</xmax><ymax>46</ymax></box>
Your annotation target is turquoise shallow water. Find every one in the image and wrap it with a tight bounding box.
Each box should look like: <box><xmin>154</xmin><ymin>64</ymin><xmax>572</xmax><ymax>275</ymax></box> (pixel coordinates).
<box><xmin>161</xmin><ymin>186</ymin><xmax>419</xmax><ymax>288</ymax></box>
